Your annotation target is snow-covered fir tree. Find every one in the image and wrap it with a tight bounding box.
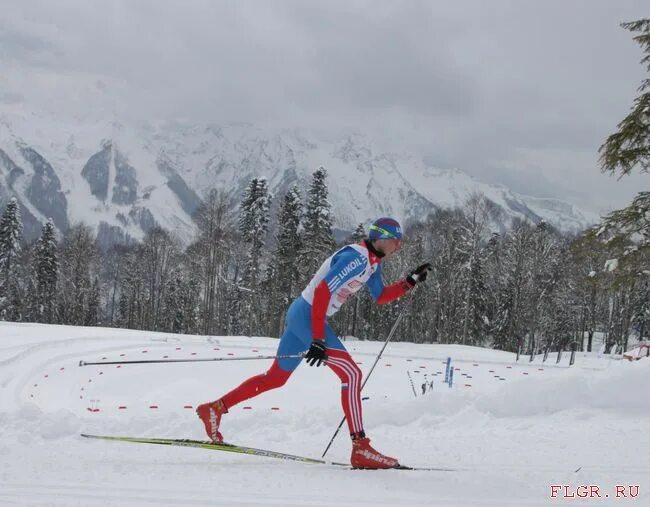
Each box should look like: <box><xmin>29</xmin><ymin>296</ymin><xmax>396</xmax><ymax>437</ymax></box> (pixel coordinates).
<box><xmin>238</xmin><ymin>177</ymin><xmax>271</xmax><ymax>334</ymax></box>
<box><xmin>352</xmin><ymin>223</ymin><xmax>366</xmax><ymax>242</ymax></box>
<box><xmin>595</xmin><ymin>19</ymin><xmax>649</xmax><ymax>346</ymax></box>
<box><xmin>269</xmin><ymin>185</ymin><xmax>302</xmax><ymax>335</ymax></box>
<box><xmin>239</xmin><ymin>177</ymin><xmax>271</xmax><ymax>287</ymax></box>
<box><xmin>0</xmin><ymin>198</ymin><xmax>23</xmax><ymax>320</ymax></box>
<box><xmin>298</xmin><ymin>167</ymin><xmax>336</xmax><ymax>287</ymax></box>
<box><xmin>32</xmin><ymin>219</ymin><xmax>59</xmax><ymax>323</ymax></box>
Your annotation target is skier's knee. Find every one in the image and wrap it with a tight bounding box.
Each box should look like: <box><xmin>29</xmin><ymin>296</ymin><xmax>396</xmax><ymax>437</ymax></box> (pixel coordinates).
<box><xmin>264</xmin><ymin>361</ymin><xmax>291</xmax><ymax>389</ymax></box>
<box><xmin>328</xmin><ymin>353</ymin><xmax>362</xmax><ymax>385</ymax></box>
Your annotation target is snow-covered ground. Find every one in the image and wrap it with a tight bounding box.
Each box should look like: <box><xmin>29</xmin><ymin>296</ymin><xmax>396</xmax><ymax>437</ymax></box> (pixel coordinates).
<box><xmin>0</xmin><ymin>322</ymin><xmax>648</xmax><ymax>506</ymax></box>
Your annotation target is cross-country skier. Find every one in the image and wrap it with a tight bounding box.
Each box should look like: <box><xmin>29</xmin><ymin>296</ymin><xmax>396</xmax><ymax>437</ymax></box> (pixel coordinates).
<box><xmin>196</xmin><ymin>217</ymin><xmax>431</xmax><ymax>469</ymax></box>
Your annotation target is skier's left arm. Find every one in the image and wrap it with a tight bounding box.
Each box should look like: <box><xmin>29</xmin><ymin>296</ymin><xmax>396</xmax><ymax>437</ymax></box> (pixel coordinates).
<box><xmin>367</xmin><ymin>263</ymin><xmax>432</xmax><ymax>304</ymax></box>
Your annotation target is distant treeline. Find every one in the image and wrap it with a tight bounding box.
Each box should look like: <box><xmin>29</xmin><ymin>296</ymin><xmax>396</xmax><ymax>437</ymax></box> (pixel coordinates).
<box><xmin>0</xmin><ymin>168</ymin><xmax>647</xmax><ymax>354</ymax></box>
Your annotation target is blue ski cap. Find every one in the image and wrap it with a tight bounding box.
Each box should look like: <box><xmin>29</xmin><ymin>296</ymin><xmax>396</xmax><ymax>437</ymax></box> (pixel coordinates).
<box><xmin>369</xmin><ymin>217</ymin><xmax>402</xmax><ymax>241</ymax></box>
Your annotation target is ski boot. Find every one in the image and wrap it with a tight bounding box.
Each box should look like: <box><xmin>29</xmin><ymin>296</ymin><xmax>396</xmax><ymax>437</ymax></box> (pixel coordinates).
<box><xmin>196</xmin><ymin>399</ymin><xmax>228</xmax><ymax>443</ymax></box>
<box><xmin>350</xmin><ymin>432</ymin><xmax>400</xmax><ymax>469</ymax></box>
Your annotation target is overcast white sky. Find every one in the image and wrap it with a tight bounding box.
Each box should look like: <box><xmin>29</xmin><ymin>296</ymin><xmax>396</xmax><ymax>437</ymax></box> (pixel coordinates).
<box><xmin>0</xmin><ymin>0</ymin><xmax>648</xmax><ymax>215</ymax></box>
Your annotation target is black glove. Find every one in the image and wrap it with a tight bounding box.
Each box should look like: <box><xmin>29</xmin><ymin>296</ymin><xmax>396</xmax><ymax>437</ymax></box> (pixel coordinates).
<box><xmin>305</xmin><ymin>340</ymin><xmax>327</xmax><ymax>367</ymax></box>
<box><xmin>406</xmin><ymin>262</ymin><xmax>432</xmax><ymax>286</ymax></box>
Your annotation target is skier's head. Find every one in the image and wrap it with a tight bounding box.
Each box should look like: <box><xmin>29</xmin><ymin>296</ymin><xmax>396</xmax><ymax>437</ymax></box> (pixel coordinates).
<box><xmin>368</xmin><ymin>217</ymin><xmax>402</xmax><ymax>257</ymax></box>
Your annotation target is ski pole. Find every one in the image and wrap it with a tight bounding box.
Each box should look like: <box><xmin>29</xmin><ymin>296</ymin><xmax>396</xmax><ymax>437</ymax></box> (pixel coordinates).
<box><xmin>321</xmin><ymin>288</ymin><xmax>417</xmax><ymax>458</ymax></box>
<box><xmin>79</xmin><ymin>353</ymin><xmax>305</xmax><ymax>367</ymax></box>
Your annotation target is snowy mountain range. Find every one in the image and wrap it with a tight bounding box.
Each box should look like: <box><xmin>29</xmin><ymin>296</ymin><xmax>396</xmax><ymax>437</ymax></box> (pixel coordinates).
<box><xmin>0</xmin><ymin>108</ymin><xmax>598</xmax><ymax>247</ymax></box>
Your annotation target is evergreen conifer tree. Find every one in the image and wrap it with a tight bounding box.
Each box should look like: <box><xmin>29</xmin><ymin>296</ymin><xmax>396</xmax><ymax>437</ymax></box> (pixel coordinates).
<box><xmin>351</xmin><ymin>223</ymin><xmax>366</xmax><ymax>243</ymax></box>
<box><xmin>597</xmin><ymin>19</ymin><xmax>650</xmax><ymax>266</ymax></box>
<box><xmin>0</xmin><ymin>198</ymin><xmax>23</xmax><ymax>320</ymax></box>
<box><xmin>238</xmin><ymin>177</ymin><xmax>271</xmax><ymax>334</ymax></box>
<box><xmin>270</xmin><ymin>185</ymin><xmax>302</xmax><ymax>335</ymax></box>
<box><xmin>33</xmin><ymin>219</ymin><xmax>59</xmax><ymax>323</ymax></box>
<box><xmin>298</xmin><ymin>167</ymin><xmax>336</xmax><ymax>286</ymax></box>
<box><xmin>599</xmin><ymin>19</ymin><xmax>650</xmax><ymax>177</ymax></box>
